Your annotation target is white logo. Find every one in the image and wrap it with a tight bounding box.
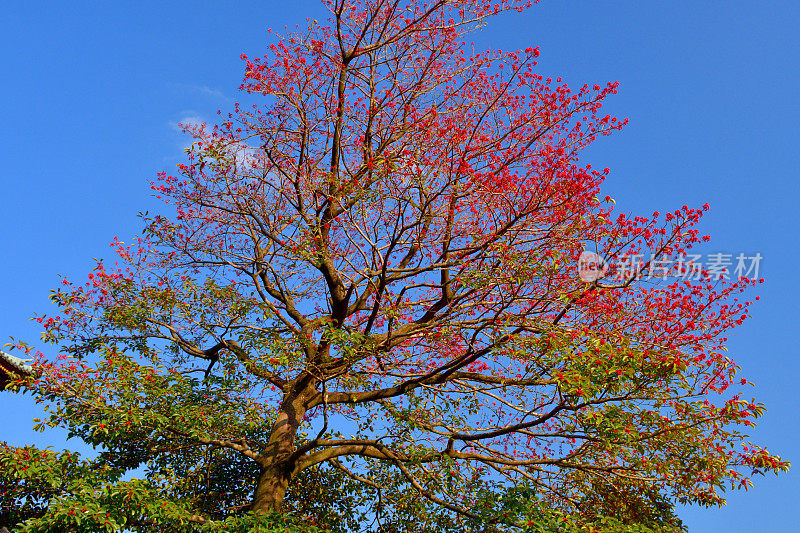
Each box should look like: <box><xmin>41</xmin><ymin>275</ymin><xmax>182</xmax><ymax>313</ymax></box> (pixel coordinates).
<box><xmin>578</xmin><ymin>251</ymin><xmax>609</xmax><ymax>282</ymax></box>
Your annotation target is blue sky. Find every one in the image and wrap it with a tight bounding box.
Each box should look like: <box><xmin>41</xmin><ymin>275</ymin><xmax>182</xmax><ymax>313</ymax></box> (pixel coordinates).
<box><xmin>1</xmin><ymin>1</ymin><xmax>798</xmax><ymax>530</ymax></box>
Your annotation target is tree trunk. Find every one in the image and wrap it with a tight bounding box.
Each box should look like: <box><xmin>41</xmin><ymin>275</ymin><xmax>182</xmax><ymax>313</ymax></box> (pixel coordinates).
<box><xmin>250</xmin><ymin>373</ymin><xmax>315</xmax><ymax>513</ymax></box>
<box><xmin>251</xmin><ymin>465</ymin><xmax>291</xmax><ymax>513</ymax></box>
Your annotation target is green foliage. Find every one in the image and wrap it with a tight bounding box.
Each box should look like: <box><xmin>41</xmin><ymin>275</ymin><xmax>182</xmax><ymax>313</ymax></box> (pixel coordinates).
<box><xmin>0</xmin><ymin>442</ymin><xmax>340</xmax><ymax>533</ymax></box>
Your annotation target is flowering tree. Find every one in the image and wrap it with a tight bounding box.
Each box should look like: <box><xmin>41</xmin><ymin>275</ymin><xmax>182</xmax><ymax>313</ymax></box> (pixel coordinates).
<box><xmin>1</xmin><ymin>0</ymin><xmax>787</xmax><ymax>531</ymax></box>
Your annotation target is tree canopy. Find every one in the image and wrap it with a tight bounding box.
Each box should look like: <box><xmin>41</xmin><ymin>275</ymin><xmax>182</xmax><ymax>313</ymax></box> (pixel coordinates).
<box><xmin>1</xmin><ymin>0</ymin><xmax>788</xmax><ymax>531</ymax></box>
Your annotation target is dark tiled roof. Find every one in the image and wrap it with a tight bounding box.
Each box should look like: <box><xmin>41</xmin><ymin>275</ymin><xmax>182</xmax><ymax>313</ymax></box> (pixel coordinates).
<box><xmin>0</xmin><ymin>350</ymin><xmax>34</xmax><ymax>388</ymax></box>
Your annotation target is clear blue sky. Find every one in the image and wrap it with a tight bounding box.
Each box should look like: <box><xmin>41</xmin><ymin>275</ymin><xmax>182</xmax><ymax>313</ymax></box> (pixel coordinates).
<box><xmin>1</xmin><ymin>1</ymin><xmax>798</xmax><ymax>530</ymax></box>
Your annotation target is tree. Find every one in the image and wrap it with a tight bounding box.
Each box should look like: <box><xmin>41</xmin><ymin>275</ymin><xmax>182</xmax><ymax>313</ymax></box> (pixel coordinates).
<box><xmin>1</xmin><ymin>0</ymin><xmax>788</xmax><ymax>531</ymax></box>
